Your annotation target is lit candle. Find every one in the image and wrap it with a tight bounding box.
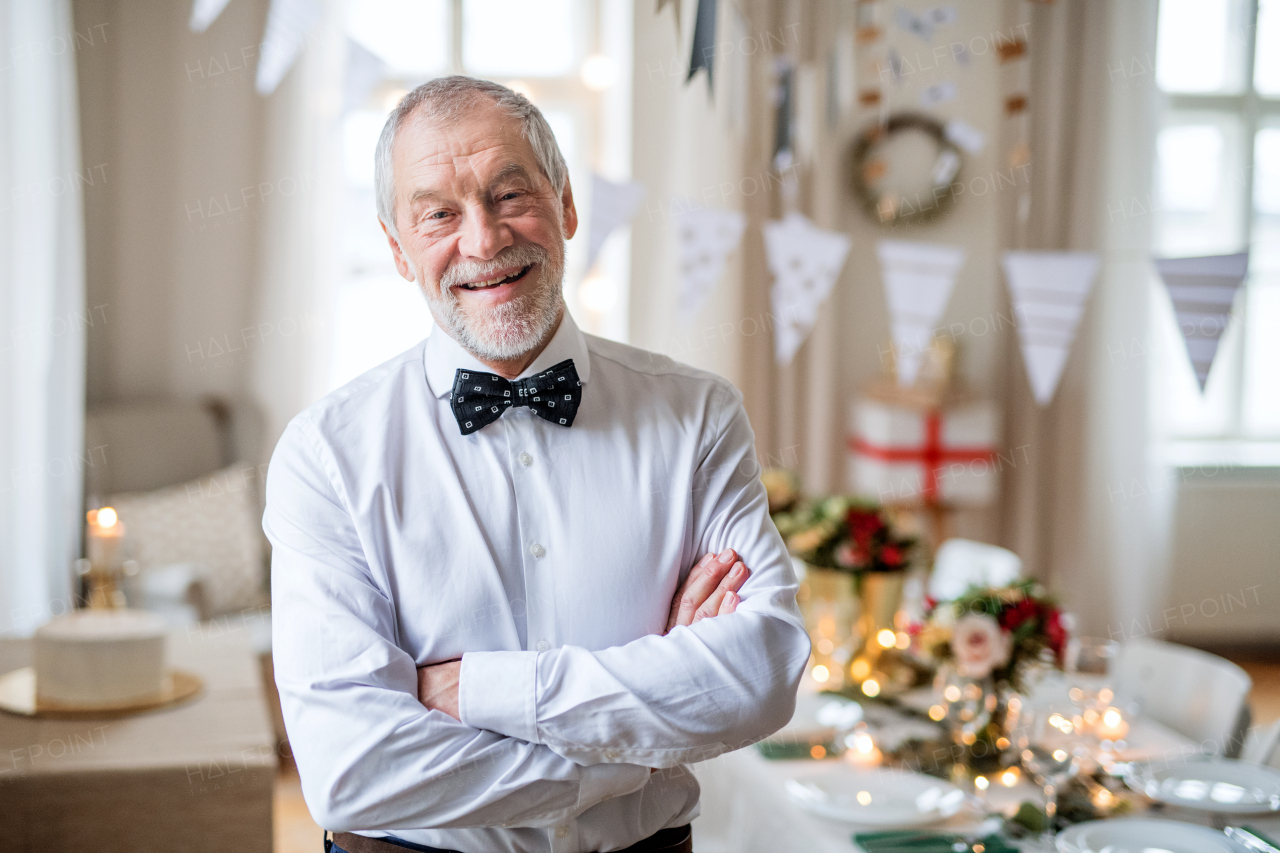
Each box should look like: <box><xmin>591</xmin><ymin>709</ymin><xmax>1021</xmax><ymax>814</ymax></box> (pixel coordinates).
<box><xmin>1096</xmin><ymin>707</ymin><xmax>1129</xmax><ymax>740</ymax></box>
<box><xmin>844</xmin><ymin>731</ymin><xmax>883</xmax><ymax>767</ymax></box>
<box><xmin>86</xmin><ymin>507</ymin><xmax>125</xmax><ymax>569</ymax></box>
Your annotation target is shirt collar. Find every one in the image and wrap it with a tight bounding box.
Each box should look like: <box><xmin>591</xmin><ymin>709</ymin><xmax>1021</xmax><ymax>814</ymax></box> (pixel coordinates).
<box><xmin>423</xmin><ymin>309</ymin><xmax>592</xmax><ymax>399</ymax></box>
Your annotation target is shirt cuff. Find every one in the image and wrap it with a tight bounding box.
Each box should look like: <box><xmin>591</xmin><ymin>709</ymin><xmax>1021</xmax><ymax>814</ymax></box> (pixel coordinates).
<box><xmin>459</xmin><ymin>650</ymin><xmax>539</xmax><ymax>743</ymax></box>
<box><xmin>575</xmin><ymin>761</ymin><xmax>651</xmax><ymax>813</ymax></box>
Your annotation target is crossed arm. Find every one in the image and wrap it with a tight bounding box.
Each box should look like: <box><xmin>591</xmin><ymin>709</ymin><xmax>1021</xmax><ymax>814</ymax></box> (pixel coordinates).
<box><xmin>417</xmin><ymin>548</ymin><xmax>752</xmax><ymax>719</ymax></box>
<box><xmin>266</xmin><ymin>392</ymin><xmax>809</xmax><ymax>831</ymax></box>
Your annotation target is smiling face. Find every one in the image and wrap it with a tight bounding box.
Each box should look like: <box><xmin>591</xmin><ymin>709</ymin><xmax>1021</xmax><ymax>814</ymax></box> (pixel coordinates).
<box><xmin>382</xmin><ymin>97</ymin><xmax>577</xmax><ymax>371</ymax></box>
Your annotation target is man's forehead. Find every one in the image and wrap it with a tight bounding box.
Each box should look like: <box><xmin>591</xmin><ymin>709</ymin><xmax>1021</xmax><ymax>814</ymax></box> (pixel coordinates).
<box><xmin>395</xmin><ymin>109</ymin><xmax>538</xmax><ymax>182</ymax></box>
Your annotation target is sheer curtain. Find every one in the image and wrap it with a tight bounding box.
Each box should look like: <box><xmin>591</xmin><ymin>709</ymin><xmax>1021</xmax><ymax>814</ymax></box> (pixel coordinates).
<box><xmin>996</xmin><ymin>0</ymin><xmax>1168</xmax><ymax>636</ymax></box>
<box><xmin>0</xmin><ymin>0</ymin><xmax>87</xmax><ymax>635</ymax></box>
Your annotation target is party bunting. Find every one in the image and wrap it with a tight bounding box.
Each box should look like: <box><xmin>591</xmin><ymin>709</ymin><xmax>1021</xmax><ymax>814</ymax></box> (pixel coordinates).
<box><xmin>766</xmin><ymin>213</ymin><xmax>852</xmax><ymax>364</ymax></box>
<box><xmin>1002</xmin><ymin>251</ymin><xmax>1100</xmax><ymax>405</ymax></box>
<box><xmin>256</xmin><ymin>0</ymin><xmax>321</xmax><ymax>95</ymax></box>
<box><xmin>686</xmin><ymin>0</ymin><xmax>717</xmax><ymax>93</ymax></box>
<box><xmin>876</xmin><ymin>240</ymin><xmax>966</xmax><ymax>386</ymax></box>
<box><xmin>344</xmin><ymin>38</ymin><xmax>387</xmax><ymax>114</ymax></box>
<box><xmin>587</xmin><ymin>174</ymin><xmax>647</xmax><ymax>271</ymax></box>
<box><xmin>674</xmin><ymin>204</ymin><xmax>746</xmax><ymax>326</ymax></box>
<box><xmin>1153</xmin><ymin>252</ymin><xmax>1249</xmax><ymax>391</ymax></box>
<box><xmin>189</xmin><ymin>0</ymin><xmax>234</xmax><ymax>32</ymax></box>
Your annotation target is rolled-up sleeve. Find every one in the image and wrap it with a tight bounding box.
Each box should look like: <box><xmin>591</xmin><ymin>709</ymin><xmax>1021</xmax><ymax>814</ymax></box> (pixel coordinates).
<box><xmin>266</xmin><ymin>418</ymin><xmax>650</xmax><ymax>831</ymax></box>
<box><xmin>459</xmin><ymin>382</ymin><xmax>811</xmax><ymax>767</ymax></box>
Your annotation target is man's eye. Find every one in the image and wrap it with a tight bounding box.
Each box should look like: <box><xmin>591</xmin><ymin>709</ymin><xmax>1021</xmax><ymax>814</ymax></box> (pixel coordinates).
<box><xmin>428</xmin><ymin>210</ymin><xmax>450</xmax><ymax>220</ymax></box>
<box><xmin>499</xmin><ymin>192</ymin><xmax>521</xmax><ymax>201</ymax></box>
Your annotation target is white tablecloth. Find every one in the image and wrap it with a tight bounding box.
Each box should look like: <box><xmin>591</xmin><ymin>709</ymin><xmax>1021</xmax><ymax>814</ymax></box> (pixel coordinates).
<box><xmin>691</xmin><ymin>688</ymin><xmax>1280</xmax><ymax>853</ymax></box>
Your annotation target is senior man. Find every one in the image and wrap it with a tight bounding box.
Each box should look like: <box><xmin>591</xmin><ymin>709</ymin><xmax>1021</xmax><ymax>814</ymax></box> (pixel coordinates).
<box><xmin>265</xmin><ymin>75</ymin><xmax>809</xmax><ymax>853</ymax></box>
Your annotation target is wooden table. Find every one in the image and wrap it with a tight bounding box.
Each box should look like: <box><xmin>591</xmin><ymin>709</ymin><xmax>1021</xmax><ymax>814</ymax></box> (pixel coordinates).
<box><xmin>0</xmin><ymin>624</ymin><xmax>276</xmax><ymax>852</ymax></box>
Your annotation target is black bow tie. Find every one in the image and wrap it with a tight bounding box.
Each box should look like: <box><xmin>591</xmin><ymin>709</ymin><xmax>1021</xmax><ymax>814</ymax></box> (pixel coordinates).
<box><xmin>450</xmin><ymin>359</ymin><xmax>582</xmax><ymax>435</ymax></box>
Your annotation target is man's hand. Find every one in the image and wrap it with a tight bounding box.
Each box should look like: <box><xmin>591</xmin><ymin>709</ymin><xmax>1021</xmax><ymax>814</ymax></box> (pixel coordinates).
<box><xmin>664</xmin><ymin>548</ymin><xmax>750</xmax><ymax>634</ymax></box>
<box><xmin>417</xmin><ymin>659</ymin><xmax>461</xmax><ymax>720</ymax></box>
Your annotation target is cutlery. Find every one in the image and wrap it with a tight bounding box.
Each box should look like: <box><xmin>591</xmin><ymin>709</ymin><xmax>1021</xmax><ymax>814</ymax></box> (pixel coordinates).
<box><xmin>1227</xmin><ymin>825</ymin><xmax>1280</xmax><ymax>853</ymax></box>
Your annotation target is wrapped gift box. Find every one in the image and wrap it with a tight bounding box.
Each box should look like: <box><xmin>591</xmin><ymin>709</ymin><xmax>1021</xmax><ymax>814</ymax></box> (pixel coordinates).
<box><xmin>847</xmin><ymin>396</ymin><xmax>1000</xmax><ymax>507</ymax></box>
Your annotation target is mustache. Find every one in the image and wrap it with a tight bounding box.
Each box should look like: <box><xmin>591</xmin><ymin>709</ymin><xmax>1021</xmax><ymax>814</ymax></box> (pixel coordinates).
<box><xmin>439</xmin><ymin>243</ymin><xmax>550</xmax><ymax>290</ymax></box>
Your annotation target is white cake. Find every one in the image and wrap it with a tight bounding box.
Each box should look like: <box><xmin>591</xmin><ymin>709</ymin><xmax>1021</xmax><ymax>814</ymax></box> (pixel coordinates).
<box><xmin>34</xmin><ymin>610</ymin><xmax>168</xmax><ymax>707</ymax></box>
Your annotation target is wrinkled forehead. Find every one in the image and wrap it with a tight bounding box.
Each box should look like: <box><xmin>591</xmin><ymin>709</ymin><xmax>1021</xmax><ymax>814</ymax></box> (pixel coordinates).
<box><xmin>393</xmin><ymin>101</ymin><xmax>544</xmax><ymax>196</ymax></box>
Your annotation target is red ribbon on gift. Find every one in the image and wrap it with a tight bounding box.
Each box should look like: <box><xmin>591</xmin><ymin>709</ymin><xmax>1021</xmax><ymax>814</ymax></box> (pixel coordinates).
<box><xmin>847</xmin><ymin>410</ymin><xmax>995</xmax><ymax>502</ymax></box>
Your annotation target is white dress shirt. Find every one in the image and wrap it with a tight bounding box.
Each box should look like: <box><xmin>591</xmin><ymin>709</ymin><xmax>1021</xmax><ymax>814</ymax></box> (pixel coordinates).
<box><xmin>265</xmin><ymin>312</ymin><xmax>810</xmax><ymax>853</ymax></box>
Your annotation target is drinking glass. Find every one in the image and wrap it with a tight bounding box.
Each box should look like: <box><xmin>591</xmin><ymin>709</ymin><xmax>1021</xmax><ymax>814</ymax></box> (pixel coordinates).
<box><xmin>1063</xmin><ymin>637</ymin><xmax>1119</xmax><ymax>712</ymax></box>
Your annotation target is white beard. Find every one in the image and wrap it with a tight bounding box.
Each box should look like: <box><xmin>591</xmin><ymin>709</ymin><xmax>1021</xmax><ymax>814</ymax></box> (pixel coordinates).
<box><xmin>413</xmin><ymin>240</ymin><xmax>565</xmax><ymax>363</ymax></box>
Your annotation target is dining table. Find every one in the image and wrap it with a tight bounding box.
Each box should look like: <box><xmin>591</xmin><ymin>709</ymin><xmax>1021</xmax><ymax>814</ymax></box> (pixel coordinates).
<box><xmin>689</xmin><ymin>681</ymin><xmax>1280</xmax><ymax>853</ymax></box>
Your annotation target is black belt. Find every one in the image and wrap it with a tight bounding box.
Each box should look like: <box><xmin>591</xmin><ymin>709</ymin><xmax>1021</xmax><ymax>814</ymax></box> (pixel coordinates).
<box><xmin>327</xmin><ymin>824</ymin><xmax>693</xmax><ymax>853</ymax></box>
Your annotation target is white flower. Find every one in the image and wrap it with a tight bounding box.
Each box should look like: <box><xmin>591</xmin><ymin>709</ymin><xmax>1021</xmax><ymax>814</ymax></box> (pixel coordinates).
<box><xmin>951</xmin><ymin>614</ymin><xmax>1011</xmax><ymax>679</ymax></box>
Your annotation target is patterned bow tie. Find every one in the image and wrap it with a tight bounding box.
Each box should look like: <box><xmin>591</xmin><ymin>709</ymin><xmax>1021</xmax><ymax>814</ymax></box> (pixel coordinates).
<box><xmin>450</xmin><ymin>359</ymin><xmax>582</xmax><ymax>435</ymax></box>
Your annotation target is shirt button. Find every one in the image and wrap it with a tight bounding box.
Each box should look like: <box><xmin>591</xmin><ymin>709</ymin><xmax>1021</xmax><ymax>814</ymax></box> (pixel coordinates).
<box><xmin>529</xmin><ymin>542</ymin><xmax>545</xmax><ymax>558</ymax></box>
<box><xmin>555</xmin><ymin>826</ymin><xmax>569</xmax><ymax>839</ymax></box>
<box><xmin>604</xmin><ymin>749</ymin><xmax>619</xmax><ymax>760</ymax></box>
<box><xmin>519</xmin><ymin>452</ymin><xmax>533</xmax><ymax>467</ymax></box>
<box><xmin>536</xmin><ymin>640</ymin><xmax>550</xmax><ymax>652</ymax></box>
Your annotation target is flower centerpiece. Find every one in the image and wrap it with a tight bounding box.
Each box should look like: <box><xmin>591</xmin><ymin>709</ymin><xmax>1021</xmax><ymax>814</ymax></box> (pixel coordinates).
<box><xmin>918</xmin><ymin>580</ymin><xmax>1066</xmax><ymax>691</ymax></box>
<box><xmin>772</xmin><ymin>495</ymin><xmax>915</xmax><ymax>574</ymax></box>
<box><xmin>917</xmin><ymin>580</ymin><xmax>1067</xmax><ymax>774</ymax></box>
<box><xmin>772</xmin><ymin>493</ymin><xmax>917</xmax><ymax>691</ymax></box>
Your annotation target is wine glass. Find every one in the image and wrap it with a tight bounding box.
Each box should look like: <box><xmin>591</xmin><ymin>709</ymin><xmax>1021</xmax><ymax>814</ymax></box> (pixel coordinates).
<box><xmin>1014</xmin><ymin>702</ymin><xmax>1085</xmax><ymax>837</ymax></box>
<box><xmin>1063</xmin><ymin>637</ymin><xmax>1119</xmax><ymax>716</ymax></box>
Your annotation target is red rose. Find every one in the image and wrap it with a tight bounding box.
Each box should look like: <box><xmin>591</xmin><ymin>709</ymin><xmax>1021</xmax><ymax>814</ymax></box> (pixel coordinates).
<box><xmin>1000</xmin><ymin>599</ymin><xmax>1037</xmax><ymax>631</ymax></box>
<box><xmin>880</xmin><ymin>544</ymin><xmax>903</xmax><ymax>567</ymax></box>
<box><xmin>1044</xmin><ymin>608</ymin><xmax>1067</xmax><ymax>658</ymax></box>
<box><xmin>847</xmin><ymin>509</ymin><xmax>884</xmax><ymax>546</ymax></box>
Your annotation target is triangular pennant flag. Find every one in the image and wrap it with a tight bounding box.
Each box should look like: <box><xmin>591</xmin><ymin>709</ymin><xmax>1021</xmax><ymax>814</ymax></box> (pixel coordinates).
<box><xmin>1002</xmin><ymin>251</ymin><xmax>1100</xmax><ymax>405</ymax></box>
<box><xmin>256</xmin><ymin>0</ymin><xmax>321</xmax><ymax>95</ymax></box>
<box><xmin>876</xmin><ymin>240</ymin><xmax>966</xmax><ymax>386</ymax></box>
<box><xmin>765</xmin><ymin>212</ymin><xmax>852</xmax><ymax>364</ymax></box>
<box><xmin>587</xmin><ymin>174</ymin><xmax>647</xmax><ymax>270</ymax></box>
<box><xmin>1153</xmin><ymin>252</ymin><xmax>1248</xmax><ymax>391</ymax></box>
<box><xmin>656</xmin><ymin>0</ymin><xmax>682</xmax><ymax>39</ymax></box>
<box><xmin>191</xmin><ymin>0</ymin><xmax>234</xmax><ymax>32</ymax></box>
<box><xmin>344</xmin><ymin>38</ymin><xmax>387</xmax><ymax>114</ymax></box>
<box><xmin>674</xmin><ymin>203</ymin><xmax>746</xmax><ymax>326</ymax></box>
<box><xmin>686</xmin><ymin>0</ymin><xmax>717</xmax><ymax>93</ymax></box>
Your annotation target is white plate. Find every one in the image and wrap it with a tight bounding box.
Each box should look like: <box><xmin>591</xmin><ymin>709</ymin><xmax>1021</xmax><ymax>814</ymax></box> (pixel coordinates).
<box><xmin>784</xmin><ymin>767</ymin><xmax>966</xmax><ymax>827</ymax></box>
<box><xmin>1125</xmin><ymin>757</ymin><xmax>1280</xmax><ymax>813</ymax></box>
<box><xmin>1056</xmin><ymin>818</ymin><xmax>1238</xmax><ymax>853</ymax></box>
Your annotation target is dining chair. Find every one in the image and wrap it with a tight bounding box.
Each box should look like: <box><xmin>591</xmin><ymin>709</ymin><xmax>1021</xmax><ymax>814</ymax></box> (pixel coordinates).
<box><xmin>1242</xmin><ymin>718</ymin><xmax>1280</xmax><ymax>768</ymax></box>
<box><xmin>1113</xmin><ymin>637</ymin><xmax>1252</xmax><ymax>757</ymax></box>
<box><xmin>927</xmin><ymin>538</ymin><xmax>1022</xmax><ymax>601</ymax></box>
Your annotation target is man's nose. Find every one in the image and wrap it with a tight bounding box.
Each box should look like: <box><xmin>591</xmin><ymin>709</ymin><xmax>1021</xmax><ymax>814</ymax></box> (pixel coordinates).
<box><xmin>457</xmin><ymin>204</ymin><xmax>513</xmax><ymax>260</ymax></box>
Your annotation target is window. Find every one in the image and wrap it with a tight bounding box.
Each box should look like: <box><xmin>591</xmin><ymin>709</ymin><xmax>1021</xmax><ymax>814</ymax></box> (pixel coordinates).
<box><xmin>330</xmin><ymin>0</ymin><xmax>632</xmax><ymax>390</ymax></box>
<box><xmin>1152</xmin><ymin>0</ymin><xmax>1280</xmax><ymax>459</ymax></box>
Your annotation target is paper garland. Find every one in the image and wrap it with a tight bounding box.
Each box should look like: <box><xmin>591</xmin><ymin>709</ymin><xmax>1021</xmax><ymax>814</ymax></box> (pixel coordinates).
<box><xmin>587</xmin><ymin>174</ymin><xmax>647</xmax><ymax>271</ymax></box>
<box><xmin>189</xmin><ymin>0</ymin><xmax>233</xmax><ymax>32</ymax></box>
<box><xmin>1154</xmin><ymin>252</ymin><xmax>1249</xmax><ymax>391</ymax></box>
<box><xmin>686</xmin><ymin>0</ymin><xmax>718</xmax><ymax>93</ymax></box>
<box><xmin>765</xmin><ymin>213</ymin><xmax>851</xmax><ymax>365</ymax></box>
<box><xmin>674</xmin><ymin>204</ymin><xmax>747</xmax><ymax>326</ymax></box>
<box><xmin>1002</xmin><ymin>251</ymin><xmax>1100</xmax><ymax>406</ymax></box>
<box><xmin>256</xmin><ymin>0</ymin><xmax>321</xmax><ymax>95</ymax></box>
<box><xmin>876</xmin><ymin>240</ymin><xmax>966</xmax><ymax>386</ymax></box>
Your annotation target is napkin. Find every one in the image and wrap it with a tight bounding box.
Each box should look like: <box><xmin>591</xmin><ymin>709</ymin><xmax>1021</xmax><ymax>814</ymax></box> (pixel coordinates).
<box><xmin>852</xmin><ymin>830</ymin><xmax>1018</xmax><ymax>853</ymax></box>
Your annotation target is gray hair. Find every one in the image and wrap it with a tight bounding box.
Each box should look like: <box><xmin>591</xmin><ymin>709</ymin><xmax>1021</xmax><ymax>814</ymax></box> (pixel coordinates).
<box><xmin>374</xmin><ymin>75</ymin><xmax>568</xmax><ymax>238</ymax></box>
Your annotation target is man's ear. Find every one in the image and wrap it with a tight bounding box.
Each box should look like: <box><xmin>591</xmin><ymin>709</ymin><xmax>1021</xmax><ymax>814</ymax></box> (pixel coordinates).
<box><xmin>560</xmin><ymin>178</ymin><xmax>578</xmax><ymax>240</ymax></box>
<box><xmin>380</xmin><ymin>218</ymin><xmax>416</xmax><ymax>282</ymax></box>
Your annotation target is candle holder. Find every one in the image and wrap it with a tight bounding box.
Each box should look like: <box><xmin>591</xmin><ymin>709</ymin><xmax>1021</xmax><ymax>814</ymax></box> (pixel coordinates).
<box><xmin>82</xmin><ymin>507</ymin><xmax>133</xmax><ymax>609</ymax></box>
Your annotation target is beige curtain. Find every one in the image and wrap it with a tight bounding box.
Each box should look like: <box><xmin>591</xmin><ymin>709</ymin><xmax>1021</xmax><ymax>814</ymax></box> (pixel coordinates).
<box><xmin>998</xmin><ymin>0</ymin><xmax>1166</xmax><ymax>636</ymax></box>
<box><xmin>627</xmin><ymin>0</ymin><xmax>1166</xmax><ymax>635</ymax></box>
